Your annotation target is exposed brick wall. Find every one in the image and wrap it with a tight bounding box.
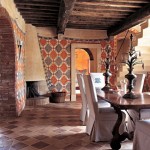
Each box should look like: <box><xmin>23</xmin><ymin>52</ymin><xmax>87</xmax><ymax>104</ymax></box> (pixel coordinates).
<box><xmin>0</xmin><ymin>7</ymin><xmax>16</xmax><ymax>117</ymax></box>
<box><xmin>0</xmin><ymin>7</ymin><xmax>25</xmax><ymax>117</ymax></box>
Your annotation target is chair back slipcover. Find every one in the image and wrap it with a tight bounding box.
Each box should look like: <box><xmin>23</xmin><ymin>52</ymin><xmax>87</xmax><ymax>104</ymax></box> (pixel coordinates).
<box><xmin>83</xmin><ymin>75</ymin><xmax>125</xmax><ymax>141</ymax></box>
<box><xmin>90</xmin><ymin>73</ymin><xmax>105</xmax><ymax>90</ymax></box>
<box><xmin>77</xmin><ymin>74</ymin><xmax>88</xmax><ymax>124</ymax></box>
<box><xmin>133</xmin><ymin>120</ymin><xmax>150</xmax><ymax>150</ymax></box>
<box><xmin>133</xmin><ymin>73</ymin><xmax>146</xmax><ymax>93</ymax></box>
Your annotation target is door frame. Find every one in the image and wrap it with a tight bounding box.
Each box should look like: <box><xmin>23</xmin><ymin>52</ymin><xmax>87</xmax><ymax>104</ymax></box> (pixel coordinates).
<box><xmin>71</xmin><ymin>43</ymin><xmax>101</xmax><ymax>101</ymax></box>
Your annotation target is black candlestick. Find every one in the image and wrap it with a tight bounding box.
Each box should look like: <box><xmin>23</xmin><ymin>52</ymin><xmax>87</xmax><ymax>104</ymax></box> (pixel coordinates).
<box><xmin>102</xmin><ymin>45</ymin><xmax>112</xmax><ymax>92</ymax></box>
<box><xmin>122</xmin><ymin>34</ymin><xmax>144</xmax><ymax>99</ymax></box>
<box><xmin>123</xmin><ymin>68</ymin><xmax>137</xmax><ymax>99</ymax></box>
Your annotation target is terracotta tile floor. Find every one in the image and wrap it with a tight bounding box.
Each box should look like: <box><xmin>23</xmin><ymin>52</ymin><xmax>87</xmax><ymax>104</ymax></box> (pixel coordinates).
<box><xmin>0</xmin><ymin>95</ymin><xmax>133</xmax><ymax>150</ymax></box>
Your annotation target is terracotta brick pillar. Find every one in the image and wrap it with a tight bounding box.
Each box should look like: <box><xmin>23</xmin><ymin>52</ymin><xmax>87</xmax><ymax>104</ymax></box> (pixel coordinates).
<box><xmin>0</xmin><ymin>7</ymin><xmax>16</xmax><ymax>117</ymax></box>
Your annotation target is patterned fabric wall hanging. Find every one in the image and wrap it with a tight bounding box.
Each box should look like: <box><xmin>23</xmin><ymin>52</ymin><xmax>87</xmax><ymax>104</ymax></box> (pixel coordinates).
<box><xmin>38</xmin><ymin>36</ymin><xmax>118</xmax><ymax>98</ymax></box>
<box><xmin>13</xmin><ymin>21</ymin><xmax>26</xmax><ymax>116</ymax></box>
<box><xmin>38</xmin><ymin>37</ymin><xmax>71</xmax><ymax>99</ymax></box>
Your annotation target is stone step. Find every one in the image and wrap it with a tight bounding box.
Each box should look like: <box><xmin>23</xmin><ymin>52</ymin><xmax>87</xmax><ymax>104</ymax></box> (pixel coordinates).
<box><xmin>26</xmin><ymin>96</ymin><xmax>50</xmax><ymax>106</ymax></box>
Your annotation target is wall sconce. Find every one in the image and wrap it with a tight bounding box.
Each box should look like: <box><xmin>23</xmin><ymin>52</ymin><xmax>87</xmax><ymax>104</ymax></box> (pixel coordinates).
<box><xmin>17</xmin><ymin>40</ymin><xmax>23</xmax><ymax>59</ymax></box>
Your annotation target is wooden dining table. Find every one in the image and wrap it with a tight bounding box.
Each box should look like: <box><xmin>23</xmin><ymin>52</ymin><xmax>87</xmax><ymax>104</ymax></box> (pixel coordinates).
<box><xmin>97</xmin><ymin>90</ymin><xmax>150</xmax><ymax>150</ymax></box>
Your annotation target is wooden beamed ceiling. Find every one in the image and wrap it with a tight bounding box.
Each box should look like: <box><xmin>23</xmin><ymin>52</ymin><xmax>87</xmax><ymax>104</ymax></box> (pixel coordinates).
<box><xmin>14</xmin><ymin>0</ymin><xmax>150</xmax><ymax>36</ymax></box>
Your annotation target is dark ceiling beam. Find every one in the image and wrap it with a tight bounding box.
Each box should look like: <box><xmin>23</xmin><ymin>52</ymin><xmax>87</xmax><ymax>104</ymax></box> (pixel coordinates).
<box><xmin>57</xmin><ymin>0</ymin><xmax>76</xmax><ymax>34</ymax></box>
<box><xmin>107</xmin><ymin>3</ymin><xmax>150</xmax><ymax>36</ymax></box>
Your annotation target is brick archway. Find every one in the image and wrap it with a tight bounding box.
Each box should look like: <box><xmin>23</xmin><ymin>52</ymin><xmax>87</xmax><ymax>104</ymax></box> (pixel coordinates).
<box><xmin>0</xmin><ymin>7</ymin><xmax>16</xmax><ymax>116</ymax></box>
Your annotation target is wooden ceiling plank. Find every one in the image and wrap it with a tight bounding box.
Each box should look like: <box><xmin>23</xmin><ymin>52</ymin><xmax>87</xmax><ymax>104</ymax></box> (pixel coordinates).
<box><xmin>68</xmin><ymin>21</ymin><xmax>115</xmax><ymax>25</ymax></box>
<box><xmin>57</xmin><ymin>0</ymin><xmax>76</xmax><ymax>34</ymax></box>
<box><xmin>74</xmin><ymin>7</ymin><xmax>135</xmax><ymax>14</ymax></box>
<box><xmin>15</xmin><ymin>2</ymin><xmax>60</xmax><ymax>7</ymax></box>
<box><xmin>14</xmin><ymin>0</ymin><xmax>60</xmax><ymax>3</ymax></box>
<box><xmin>75</xmin><ymin>2</ymin><xmax>142</xmax><ymax>8</ymax></box>
<box><xmin>16</xmin><ymin>5</ymin><xmax>59</xmax><ymax>11</ymax></box>
<box><xmin>26</xmin><ymin>21</ymin><xmax>57</xmax><ymax>24</ymax></box>
<box><xmin>69</xmin><ymin>22</ymin><xmax>117</xmax><ymax>26</ymax></box>
<box><xmin>20</xmin><ymin>15</ymin><xmax>57</xmax><ymax>20</ymax></box>
<box><xmin>69</xmin><ymin>16</ymin><xmax>122</xmax><ymax>22</ymax></box>
<box><xmin>67</xmin><ymin>24</ymin><xmax>108</xmax><ymax>30</ymax></box>
<box><xmin>108</xmin><ymin>3</ymin><xmax>150</xmax><ymax>36</ymax></box>
<box><xmin>19</xmin><ymin>9</ymin><xmax>58</xmax><ymax>14</ymax></box>
<box><xmin>75</xmin><ymin>4</ymin><xmax>137</xmax><ymax>12</ymax></box>
<box><xmin>76</xmin><ymin>0</ymin><xmax>149</xmax><ymax>4</ymax></box>
<box><xmin>24</xmin><ymin>18</ymin><xmax>57</xmax><ymax>22</ymax></box>
<box><xmin>72</xmin><ymin>10</ymin><xmax>129</xmax><ymax>16</ymax></box>
<box><xmin>24</xmin><ymin>15</ymin><xmax>57</xmax><ymax>20</ymax></box>
<box><xmin>71</xmin><ymin>12</ymin><xmax>127</xmax><ymax>18</ymax></box>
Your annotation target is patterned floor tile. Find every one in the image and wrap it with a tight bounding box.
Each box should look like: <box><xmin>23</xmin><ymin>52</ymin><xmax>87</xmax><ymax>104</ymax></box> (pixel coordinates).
<box><xmin>33</xmin><ymin>135</ymin><xmax>49</xmax><ymax>140</ymax></box>
<box><xmin>0</xmin><ymin>94</ymin><xmax>133</xmax><ymax>150</ymax></box>
<box><xmin>12</xmin><ymin>142</ymin><xmax>28</xmax><ymax>150</ymax></box>
<box><xmin>15</xmin><ymin>135</ymin><xmax>30</xmax><ymax>141</ymax></box>
<box><xmin>31</xmin><ymin>141</ymin><xmax>49</xmax><ymax>149</ymax></box>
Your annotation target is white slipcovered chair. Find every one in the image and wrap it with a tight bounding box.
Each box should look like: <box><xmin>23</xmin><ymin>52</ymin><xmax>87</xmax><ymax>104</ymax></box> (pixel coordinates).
<box><xmin>90</xmin><ymin>73</ymin><xmax>105</xmax><ymax>90</ymax></box>
<box><xmin>77</xmin><ymin>73</ymin><xmax>88</xmax><ymax>124</ymax></box>
<box><xmin>133</xmin><ymin>120</ymin><xmax>150</xmax><ymax>150</ymax></box>
<box><xmin>77</xmin><ymin>72</ymin><xmax>110</xmax><ymax>125</ymax></box>
<box><xmin>90</xmin><ymin>73</ymin><xmax>111</xmax><ymax>108</ymax></box>
<box><xmin>126</xmin><ymin>73</ymin><xmax>146</xmax><ymax>132</ymax></box>
<box><xmin>83</xmin><ymin>74</ymin><xmax>126</xmax><ymax>141</ymax></box>
<box><xmin>133</xmin><ymin>73</ymin><xmax>146</xmax><ymax>93</ymax></box>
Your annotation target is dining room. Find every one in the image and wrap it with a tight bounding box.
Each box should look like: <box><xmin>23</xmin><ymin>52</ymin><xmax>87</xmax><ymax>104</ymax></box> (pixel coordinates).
<box><xmin>0</xmin><ymin>0</ymin><xmax>150</xmax><ymax>149</ymax></box>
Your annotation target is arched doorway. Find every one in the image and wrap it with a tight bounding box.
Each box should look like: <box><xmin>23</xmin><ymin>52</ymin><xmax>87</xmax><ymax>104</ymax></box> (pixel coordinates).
<box><xmin>75</xmin><ymin>49</ymin><xmax>91</xmax><ymax>94</ymax></box>
<box><xmin>75</xmin><ymin>48</ymin><xmax>90</xmax><ymax>74</ymax></box>
<box><xmin>71</xmin><ymin>43</ymin><xmax>101</xmax><ymax>101</ymax></box>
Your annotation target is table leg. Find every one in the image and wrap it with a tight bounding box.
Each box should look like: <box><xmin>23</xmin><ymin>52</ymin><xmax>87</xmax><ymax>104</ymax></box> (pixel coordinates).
<box><xmin>110</xmin><ymin>105</ymin><xmax>133</xmax><ymax>150</ymax></box>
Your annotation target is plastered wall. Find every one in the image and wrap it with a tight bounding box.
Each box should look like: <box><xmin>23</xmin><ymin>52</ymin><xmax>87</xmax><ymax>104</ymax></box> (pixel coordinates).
<box><xmin>25</xmin><ymin>24</ymin><xmax>45</xmax><ymax>81</ymax></box>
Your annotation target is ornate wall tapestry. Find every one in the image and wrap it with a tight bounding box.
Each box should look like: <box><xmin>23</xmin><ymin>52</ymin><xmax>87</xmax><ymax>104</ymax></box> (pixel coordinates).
<box><xmin>38</xmin><ymin>37</ymin><xmax>71</xmax><ymax>99</ymax></box>
<box><xmin>13</xmin><ymin>21</ymin><xmax>26</xmax><ymax>116</ymax></box>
